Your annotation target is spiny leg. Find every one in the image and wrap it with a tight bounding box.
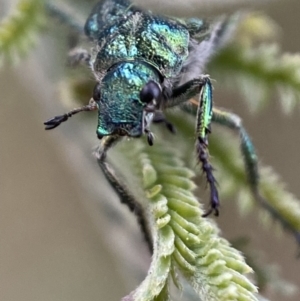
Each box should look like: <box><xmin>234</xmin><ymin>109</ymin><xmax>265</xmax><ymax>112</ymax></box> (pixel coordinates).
<box><xmin>163</xmin><ymin>76</ymin><xmax>219</xmax><ymax>216</ymax></box>
<box><xmin>195</xmin><ymin>78</ymin><xmax>219</xmax><ymax>217</ymax></box>
<box><xmin>196</xmin><ymin>139</ymin><xmax>219</xmax><ymax>217</ymax></box>
<box><xmin>44</xmin><ymin>99</ymin><xmax>97</xmax><ymax>130</ymax></box>
<box><xmin>212</xmin><ymin>107</ymin><xmax>300</xmax><ymax>244</ymax></box>
<box><xmin>97</xmin><ymin>136</ymin><xmax>153</xmax><ymax>251</ymax></box>
<box><xmin>212</xmin><ymin>108</ymin><xmax>259</xmax><ymax>191</ymax></box>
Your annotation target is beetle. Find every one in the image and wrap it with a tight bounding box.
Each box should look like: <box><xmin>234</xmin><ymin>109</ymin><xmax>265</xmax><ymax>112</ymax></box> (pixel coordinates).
<box><xmin>44</xmin><ymin>0</ymin><xmax>259</xmax><ymax>217</ymax></box>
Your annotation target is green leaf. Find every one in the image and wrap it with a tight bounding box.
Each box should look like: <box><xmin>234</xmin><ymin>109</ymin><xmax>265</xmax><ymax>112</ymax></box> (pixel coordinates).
<box><xmin>112</xmin><ymin>138</ymin><xmax>258</xmax><ymax>301</ymax></box>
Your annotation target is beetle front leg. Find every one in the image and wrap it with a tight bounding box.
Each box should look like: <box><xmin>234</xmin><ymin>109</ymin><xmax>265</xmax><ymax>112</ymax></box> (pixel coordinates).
<box><xmin>96</xmin><ymin>136</ymin><xmax>153</xmax><ymax>251</ymax></box>
<box><xmin>195</xmin><ymin>78</ymin><xmax>219</xmax><ymax>216</ymax></box>
<box><xmin>163</xmin><ymin>76</ymin><xmax>219</xmax><ymax>216</ymax></box>
<box><xmin>96</xmin><ymin>135</ymin><xmax>121</xmax><ymax>161</ymax></box>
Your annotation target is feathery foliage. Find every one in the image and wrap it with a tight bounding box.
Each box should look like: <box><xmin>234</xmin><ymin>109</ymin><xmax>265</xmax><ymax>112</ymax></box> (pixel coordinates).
<box><xmin>101</xmin><ymin>138</ymin><xmax>258</xmax><ymax>301</ymax></box>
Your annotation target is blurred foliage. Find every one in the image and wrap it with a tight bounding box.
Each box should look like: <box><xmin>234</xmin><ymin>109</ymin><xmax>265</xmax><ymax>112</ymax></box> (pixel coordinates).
<box><xmin>0</xmin><ymin>0</ymin><xmax>45</xmax><ymax>65</ymax></box>
<box><xmin>1</xmin><ymin>1</ymin><xmax>300</xmax><ymax>301</ymax></box>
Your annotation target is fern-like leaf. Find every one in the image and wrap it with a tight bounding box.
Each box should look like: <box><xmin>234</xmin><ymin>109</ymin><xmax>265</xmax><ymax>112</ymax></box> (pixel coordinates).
<box><xmin>105</xmin><ymin>138</ymin><xmax>258</xmax><ymax>301</ymax></box>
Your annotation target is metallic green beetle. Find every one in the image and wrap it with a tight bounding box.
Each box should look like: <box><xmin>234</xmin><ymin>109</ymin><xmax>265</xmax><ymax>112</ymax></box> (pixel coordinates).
<box><xmin>45</xmin><ymin>0</ymin><xmax>259</xmax><ymax>217</ymax></box>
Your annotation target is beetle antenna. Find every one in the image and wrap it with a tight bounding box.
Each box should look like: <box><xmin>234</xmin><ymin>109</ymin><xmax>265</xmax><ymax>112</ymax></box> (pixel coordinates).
<box><xmin>44</xmin><ymin>100</ymin><xmax>97</xmax><ymax>130</ymax></box>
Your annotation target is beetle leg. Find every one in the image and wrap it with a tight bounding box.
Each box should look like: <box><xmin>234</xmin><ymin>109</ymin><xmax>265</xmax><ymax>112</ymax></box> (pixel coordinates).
<box><xmin>212</xmin><ymin>108</ymin><xmax>259</xmax><ymax>192</ymax></box>
<box><xmin>162</xmin><ymin>77</ymin><xmax>205</xmax><ymax>109</ymax></box>
<box><xmin>212</xmin><ymin>107</ymin><xmax>300</xmax><ymax>244</ymax></box>
<box><xmin>96</xmin><ymin>135</ymin><xmax>153</xmax><ymax>251</ymax></box>
<box><xmin>163</xmin><ymin>76</ymin><xmax>219</xmax><ymax>216</ymax></box>
<box><xmin>196</xmin><ymin>78</ymin><xmax>219</xmax><ymax>217</ymax></box>
<box><xmin>96</xmin><ymin>135</ymin><xmax>121</xmax><ymax>161</ymax></box>
<box><xmin>97</xmin><ymin>150</ymin><xmax>153</xmax><ymax>252</ymax></box>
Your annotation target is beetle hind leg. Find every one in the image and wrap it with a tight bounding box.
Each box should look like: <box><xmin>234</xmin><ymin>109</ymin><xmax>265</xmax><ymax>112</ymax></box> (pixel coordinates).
<box><xmin>212</xmin><ymin>108</ymin><xmax>259</xmax><ymax>193</ymax></box>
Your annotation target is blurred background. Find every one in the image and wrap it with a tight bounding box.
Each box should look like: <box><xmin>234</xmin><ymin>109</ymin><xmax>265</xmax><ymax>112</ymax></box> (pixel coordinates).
<box><xmin>1</xmin><ymin>0</ymin><xmax>300</xmax><ymax>300</ymax></box>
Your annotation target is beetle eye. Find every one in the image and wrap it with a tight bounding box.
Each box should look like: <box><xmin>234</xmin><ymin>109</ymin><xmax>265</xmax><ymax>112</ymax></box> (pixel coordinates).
<box><xmin>93</xmin><ymin>83</ymin><xmax>101</xmax><ymax>101</ymax></box>
<box><xmin>140</xmin><ymin>81</ymin><xmax>161</xmax><ymax>104</ymax></box>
